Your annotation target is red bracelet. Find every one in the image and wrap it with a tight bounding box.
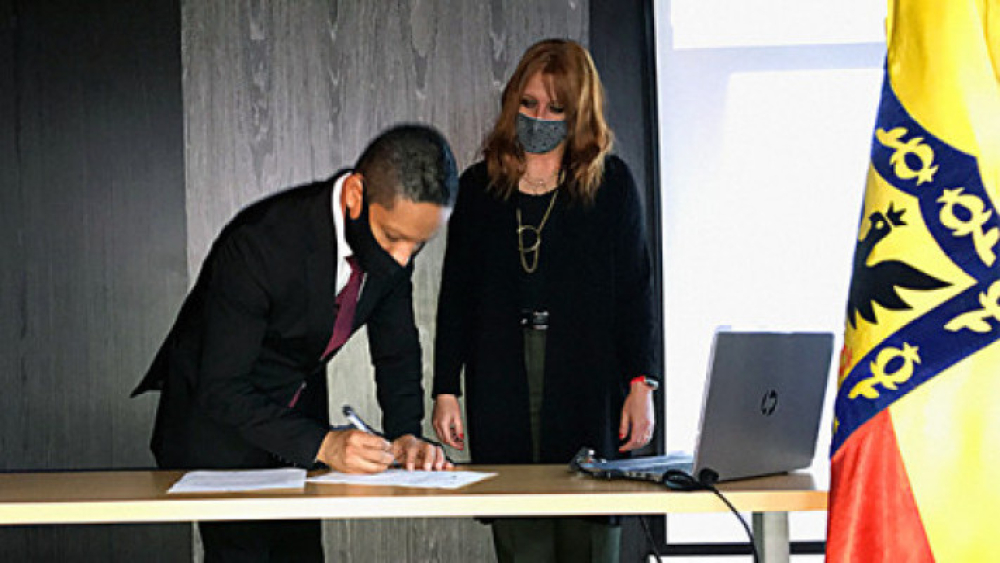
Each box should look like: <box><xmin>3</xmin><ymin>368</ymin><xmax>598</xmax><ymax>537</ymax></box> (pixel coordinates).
<box><xmin>630</xmin><ymin>376</ymin><xmax>659</xmax><ymax>390</ymax></box>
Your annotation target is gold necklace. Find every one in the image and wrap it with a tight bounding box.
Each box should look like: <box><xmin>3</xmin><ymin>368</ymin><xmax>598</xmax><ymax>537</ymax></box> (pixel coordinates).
<box><xmin>516</xmin><ymin>189</ymin><xmax>559</xmax><ymax>274</ymax></box>
<box><xmin>520</xmin><ymin>169</ymin><xmax>558</xmax><ymax>194</ymax></box>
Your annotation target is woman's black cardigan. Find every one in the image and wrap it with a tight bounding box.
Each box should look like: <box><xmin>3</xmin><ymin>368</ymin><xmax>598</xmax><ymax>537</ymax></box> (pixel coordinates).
<box><xmin>433</xmin><ymin>155</ymin><xmax>659</xmax><ymax>464</ymax></box>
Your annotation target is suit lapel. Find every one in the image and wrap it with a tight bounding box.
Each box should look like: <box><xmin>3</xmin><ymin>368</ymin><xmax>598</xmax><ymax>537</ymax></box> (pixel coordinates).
<box><xmin>352</xmin><ymin>265</ymin><xmax>413</xmax><ymax>327</ymax></box>
<box><xmin>304</xmin><ymin>177</ymin><xmax>341</xmax><ymax>357</ymax></box>
<box><xmin>353</xmin><ymin>276</ymin><xmax>381</xmax><ymax>326</ymax></box>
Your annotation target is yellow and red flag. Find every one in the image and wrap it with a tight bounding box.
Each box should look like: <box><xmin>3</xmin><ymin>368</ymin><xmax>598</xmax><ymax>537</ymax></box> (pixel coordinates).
<box><xmin>830</xmin><ymin>0</ymin><xmax>1000</xmax><ymax>560</ymax></box>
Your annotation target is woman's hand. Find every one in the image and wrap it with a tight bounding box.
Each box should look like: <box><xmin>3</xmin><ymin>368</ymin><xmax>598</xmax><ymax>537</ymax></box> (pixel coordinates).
<box><xmin>432</xmin><ymin>394</ymin><xmax>465</xmax><ymax>450</ymax></box>
<box><xmin>619</xmin><ymin>379</ymin><xmax>656</xmax><ymax>452</ymax></box>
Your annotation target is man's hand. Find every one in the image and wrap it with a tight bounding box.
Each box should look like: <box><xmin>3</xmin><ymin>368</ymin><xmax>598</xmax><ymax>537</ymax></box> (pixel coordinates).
<box><xmin>432</xmin><ymin>394</ymin><xmax>465</xmax><ymax>450</ymax></box>
<box><xmin>391</xmin><ymin>434</ymin><xmax>453</xmax><ymax>471</ymax></box>
<box><xmin>619</xmin><ymin>378</ymin><xmax>656</xmax><ymax>452</ymax></box>
<box><xmin>316</xmin><ymin>429</ymin><xmax>395</xmax><ymax>473</ymax></box>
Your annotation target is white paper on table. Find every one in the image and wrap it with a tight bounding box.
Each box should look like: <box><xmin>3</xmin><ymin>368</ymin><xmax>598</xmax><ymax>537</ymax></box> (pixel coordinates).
<box><xmin>308</xmin><ymin>469</ymin><xmax>496</xmax><ymax>490</ymax></box>
<box><xmin>167</xmin><ymin>468</ymin><xmax>307</xmax><ymax>494</ymax></box>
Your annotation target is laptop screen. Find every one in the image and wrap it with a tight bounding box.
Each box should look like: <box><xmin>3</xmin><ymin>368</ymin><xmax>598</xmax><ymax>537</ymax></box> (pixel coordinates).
<box><xmin>692</xmin><ymin>329</ymin><xmax>834</xmax><ymax>482</ymax></box>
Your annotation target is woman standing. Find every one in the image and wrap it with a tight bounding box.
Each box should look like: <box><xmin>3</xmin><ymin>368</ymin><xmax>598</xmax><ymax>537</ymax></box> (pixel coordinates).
<box><xmin>432</xmin><ymin>38</ymin><xmax>659</xmax><ymax>563</ymax></box>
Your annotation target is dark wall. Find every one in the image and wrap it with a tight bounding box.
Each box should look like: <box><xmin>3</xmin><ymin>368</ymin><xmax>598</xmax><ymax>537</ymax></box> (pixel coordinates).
<box><xmin>589</xmin><ymin>0</ymin><xmax>665</xmax><ymax>558</ymax></box>
<box><xmin>0</xmin><ymin>0</ymin><xmax>190</xmax><ymax>560</ymax></box>
<box><xmin>1</xmin><ymin>5</ymin><xmax>17</xmax><ymax>365</ymax></box>
<box><xmin>590</xmin><ymin>0</ymin><xmax>662</xmax><ymax>445</ymax></box>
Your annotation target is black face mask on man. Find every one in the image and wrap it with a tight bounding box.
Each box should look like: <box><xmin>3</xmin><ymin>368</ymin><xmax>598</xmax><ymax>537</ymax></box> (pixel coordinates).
<box><xmin>344</xmin><ymin>189</ymin><xmax>406</xmax><ymax>279</ymax></box>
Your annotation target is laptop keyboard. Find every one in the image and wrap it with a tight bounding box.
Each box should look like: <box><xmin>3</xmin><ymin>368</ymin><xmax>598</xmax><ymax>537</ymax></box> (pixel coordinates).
<box><xmin>576</xmin><ymin>452</ymin><xmax>695</xmax><ymax>481</ymax></box>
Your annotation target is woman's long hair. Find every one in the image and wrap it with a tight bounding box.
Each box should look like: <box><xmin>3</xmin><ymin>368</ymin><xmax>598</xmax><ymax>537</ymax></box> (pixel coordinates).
<box><xmin>483</xmin><ymin>39</ymin><xmax>613</xmax><ymax>203</ymax></box>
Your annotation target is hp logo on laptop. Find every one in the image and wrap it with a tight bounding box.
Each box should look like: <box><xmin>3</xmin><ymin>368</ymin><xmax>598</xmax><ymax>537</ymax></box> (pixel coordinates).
<box><xmin>760</xmin><ymin>389</ymin><xmax>778</xmax><ymax>416</ymax></box>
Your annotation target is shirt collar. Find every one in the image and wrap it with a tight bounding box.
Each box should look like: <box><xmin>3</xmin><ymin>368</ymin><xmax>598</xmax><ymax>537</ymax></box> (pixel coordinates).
<box><xmin>330</xmin><ymin>173</ymin><xmax>353</xmax><ymax>293</ymax></box>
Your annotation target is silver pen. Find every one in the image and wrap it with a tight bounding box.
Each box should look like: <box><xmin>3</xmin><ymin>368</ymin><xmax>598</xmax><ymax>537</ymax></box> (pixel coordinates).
<box><xmin>342</xmin><ymin>404</ymin><xmax>398</xmax><ymax>466</ymax></box>
<box><xmin>343</xmin><ymin>405</ymin><xmax>454</xmax><ymax>466</ymax></box>
<box><xmin>342</xmin><ymin>405</ymin><xmax>377</xmax><ymax>435</ymax></box>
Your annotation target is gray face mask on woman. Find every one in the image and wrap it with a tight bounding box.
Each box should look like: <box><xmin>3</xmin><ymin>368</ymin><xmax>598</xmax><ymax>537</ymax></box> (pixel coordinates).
<box><xmin>516</xmin><ymin>113</ymin><xmax>568</xmax><ymax>154</ymax></box>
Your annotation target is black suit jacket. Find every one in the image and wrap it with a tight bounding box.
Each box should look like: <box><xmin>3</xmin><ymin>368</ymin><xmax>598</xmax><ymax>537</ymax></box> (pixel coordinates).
<box><xmin>133</xmin><ymin>172</ymin><xmax>424</xmax><ymax>469</ymax></box>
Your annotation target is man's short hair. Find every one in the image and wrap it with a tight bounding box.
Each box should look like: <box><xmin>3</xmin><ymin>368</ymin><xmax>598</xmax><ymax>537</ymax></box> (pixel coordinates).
<box><xmin>355</xmin><ymin>124</ymin><xmax>458</xmax><ymax>208</ymax></box>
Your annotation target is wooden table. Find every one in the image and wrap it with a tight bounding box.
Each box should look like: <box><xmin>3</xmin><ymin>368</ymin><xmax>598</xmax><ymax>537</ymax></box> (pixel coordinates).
<box><xmin>0</xmin><ymin>465</ymin><xmax>827</xmax><ymax>562</ymax></box>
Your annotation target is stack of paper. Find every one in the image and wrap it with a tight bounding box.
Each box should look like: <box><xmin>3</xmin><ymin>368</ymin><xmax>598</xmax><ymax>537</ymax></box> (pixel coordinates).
<box><xmin>167</xmin><ymin>468</ymin><xmax>307</xmax><ymax>494</ymax></box>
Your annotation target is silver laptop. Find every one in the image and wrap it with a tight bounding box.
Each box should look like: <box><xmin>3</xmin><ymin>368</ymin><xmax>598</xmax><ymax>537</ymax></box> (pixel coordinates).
<box><xmin>571</xmin><ymin>328</ymin><xmax>834</xmax><ymax>484</ymax></box>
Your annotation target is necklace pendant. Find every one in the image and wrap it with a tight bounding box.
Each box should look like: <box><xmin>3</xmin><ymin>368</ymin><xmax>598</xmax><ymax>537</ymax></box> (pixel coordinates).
<box><xmin>515</xmin><ymin>189</ymin><xmax>559</xmax><ymax>274</ymax></box>
<box><xmin>520</xmin><ymin>249</ymin><xmax>540</xmax><ymax>274</ymax></box>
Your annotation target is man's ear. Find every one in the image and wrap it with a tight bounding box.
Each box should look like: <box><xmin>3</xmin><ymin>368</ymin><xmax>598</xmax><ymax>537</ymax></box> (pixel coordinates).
<box><xmin>343</xmin><ymin>173</ymin><xmax>364</xmax><ymax>220</ymax></box>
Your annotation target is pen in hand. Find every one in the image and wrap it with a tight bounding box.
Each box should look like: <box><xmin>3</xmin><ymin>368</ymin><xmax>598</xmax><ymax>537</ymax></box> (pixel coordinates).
<box><xmin>341</xmin><ymin>404</ymin><xmax>397</xmax><ymax>468</ymax></box>
<box><xmin>342</xmin><ymin>404</ymin><xmax>379</xmax><ymax>435</ymax></box>
<box><xmin>341</xmin><ymin>404</ymin><xmax>453</xmax><ymax>471</ymax></box>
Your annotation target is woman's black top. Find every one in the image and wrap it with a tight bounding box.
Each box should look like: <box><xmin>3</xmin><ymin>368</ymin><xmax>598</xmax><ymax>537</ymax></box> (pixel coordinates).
<box><xmin>516</xmin><ymin>190</ymin><xmax>558</xmax><ymax>312</ymax></box>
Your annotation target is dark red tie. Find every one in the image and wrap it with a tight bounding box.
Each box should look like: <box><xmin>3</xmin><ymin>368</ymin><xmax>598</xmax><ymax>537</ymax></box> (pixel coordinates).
<box><xmin>322</xmin><ymin>256</ymin><xmax>363</xmax><ymax>359</ymax></box>
<box><xmin>290</xmin><ymin>257</ymin><xmax>363</xmax><ymax>409</ymax></box>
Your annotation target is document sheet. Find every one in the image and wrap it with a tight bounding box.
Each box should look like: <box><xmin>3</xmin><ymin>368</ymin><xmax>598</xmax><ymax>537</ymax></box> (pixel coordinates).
<box><xmin>168</xmin><ymin>468</ymin><xmax>307</xmax><ymax>494</ymax></box>
<box><xmin>308</xmin><ymin>469</ymin><xmax>496</xmax><ymax>490</ymax></box>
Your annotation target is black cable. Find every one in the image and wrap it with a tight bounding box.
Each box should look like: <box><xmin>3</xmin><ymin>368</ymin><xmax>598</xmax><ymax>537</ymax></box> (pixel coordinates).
<box><xmin>661</xmin><ymin>469</ymin><xmax>760</xmax><ymax>563</ymax></box>
<box><xmin>638</xmin><ymin>515</ymin><xmax>663</xmax><ymax>562</ymax></box>
<box><xmin>702</xmin><ymin>483</ymin><xmax>760</xmax><ymax>563</ymax></box>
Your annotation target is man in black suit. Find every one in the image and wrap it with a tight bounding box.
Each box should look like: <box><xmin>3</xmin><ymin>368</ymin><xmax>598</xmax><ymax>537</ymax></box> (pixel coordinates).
<box><xmin>132</xmin><ymin>124</ymin><xmax>457</xmax><ymax>562</ymax></box>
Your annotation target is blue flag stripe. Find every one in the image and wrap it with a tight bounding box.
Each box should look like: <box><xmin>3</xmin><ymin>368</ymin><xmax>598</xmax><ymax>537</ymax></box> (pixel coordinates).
<box><xmin>833</xmin><ymin>70</ymin><xmax>1000</xmax><ymax>454</ymax></box>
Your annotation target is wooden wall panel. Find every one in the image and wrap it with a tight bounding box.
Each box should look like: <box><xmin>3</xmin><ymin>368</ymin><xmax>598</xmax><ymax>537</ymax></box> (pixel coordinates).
<box><xmin>182</xmin><ymin>1</ymin><xmax>585</xmax><ymax>560</ymax></box>
<box><xmin>0</xmin><ymin>0</ymin><xmax>191</xmax><ymax>560</ymax></box>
